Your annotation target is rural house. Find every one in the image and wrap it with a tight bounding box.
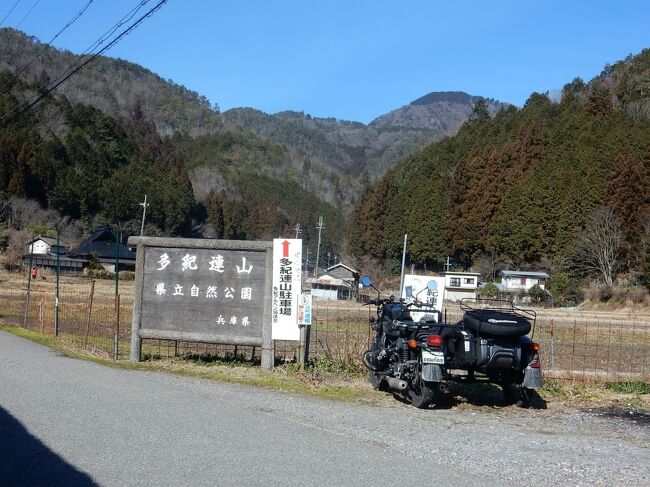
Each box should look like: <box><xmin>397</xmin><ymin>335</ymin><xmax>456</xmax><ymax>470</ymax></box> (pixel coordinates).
<box><xmin>26</xmin><ymin>236</ymin><xmax>69</xmax><ymax>255</ymax></box>
<box><xmin>443</xmin><ymin>271</ymin><xmax>480</xmax><ymax>302</ymax></box>
<box><xmin>305</xmin><ymin>262</ymin><xmax>360</xmax><ymax>300</ymax></box>
<box><xmin>500</xmin><ymin>270</ymin><xmax>549</xmax><ymax>292</ymax></box>
<box><xmin>68</xmin><ymin>225</ymin><xmax>136</xmax><ymax>272</ymax></box>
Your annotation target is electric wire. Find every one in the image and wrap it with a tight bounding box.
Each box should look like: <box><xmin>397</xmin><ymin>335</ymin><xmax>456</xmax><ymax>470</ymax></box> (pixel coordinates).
<box><xmin>0</xmin><ymin>0</ymin><xmax>22</xmax><ymax>27</ymax></box>
<box><xmin>4</xmin><ymin>0</ymin><xmax>168</xmax><ymax>122</ymax></box>
<box><xmin>14</xmin><ymin>0</ymin><xmax>40</xmax><ymax>30</ymax></box>
<box><xmin>0</xmin><ymin>0</ymin><xmax>95</xmax><ymax>93</ymax></box>
<box><xmin>3</xmin><ymin>0</ymin><xmax>153</xmax><ymax>115</ymax></box>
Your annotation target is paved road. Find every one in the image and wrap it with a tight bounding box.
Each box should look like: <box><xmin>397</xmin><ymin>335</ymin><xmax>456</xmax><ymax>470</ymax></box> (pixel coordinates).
<box><xmin>1</xmin><ymin>331</ymin><xmax>648</xmax><ymax>487</ymax></box>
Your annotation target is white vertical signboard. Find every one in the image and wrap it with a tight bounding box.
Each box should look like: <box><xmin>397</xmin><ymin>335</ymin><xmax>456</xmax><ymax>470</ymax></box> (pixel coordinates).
<box><xmin>272</xmin><ymin>239</ymin><xmax>302</xmax><ymax>340</ymax></box>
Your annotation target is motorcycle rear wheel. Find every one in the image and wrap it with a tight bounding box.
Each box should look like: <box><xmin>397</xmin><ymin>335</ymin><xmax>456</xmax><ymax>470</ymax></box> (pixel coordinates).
<box><xmin>502</xmin><ymin>383</ymin><xmax>533</xmax><ymax>408</ymax></box>
<box><xmin>408</xmin><ymin>375</ymin><xmax>436</xmax><ymax>408</ymax></box>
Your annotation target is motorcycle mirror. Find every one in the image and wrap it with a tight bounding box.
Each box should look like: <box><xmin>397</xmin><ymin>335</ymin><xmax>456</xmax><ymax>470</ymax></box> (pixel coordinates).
<box><xmin>427</xmin><ymin>280</ymin><xmax>437</xmax><ymax>291</ymax></box>
<box><xmin>360</xmin><ymin>276</ymin><xmax>373</xmax><ymax>287</ymax></box>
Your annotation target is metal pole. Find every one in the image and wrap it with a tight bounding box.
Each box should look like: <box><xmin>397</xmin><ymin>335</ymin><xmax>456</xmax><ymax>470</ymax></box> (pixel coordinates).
<box><xmin>23</xmin><ymin>248</ymin><xmax>34</xmax><ymax>328</ymax></box>
<box><xmin>314</xmin><ymin>216</ymin><xmax>324</xmax><ymax>277</ymax></box>
<box><xmin>114</xmin><ymin>228</ymin><xmax>120</xmax><ymax>296</ymax></box>
<box><xmin>139</xmin><ymin>195</ymin><xmax>148</xmax><ymax>236</ymax></box>
<box><xmin>54</xmin><ymin>230</ymin><xmax>60</xmax><ymax>336</ymax></box>
<box><xmin>83</xmin><ymin>280</ymin><xmax>95</xmax><ymax>349</ymax></box>
<box><xmin>399</xmin><ymin>233</ymin><xmax>408</xmax><ymax>298</ymax></box>
<box><xmin>113</xmin><ymin>294</ymin><xmax>120</xmax><ymax>360</ymax></box>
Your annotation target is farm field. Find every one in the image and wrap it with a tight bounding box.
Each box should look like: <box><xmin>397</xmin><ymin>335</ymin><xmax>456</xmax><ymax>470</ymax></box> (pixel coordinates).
<box><xmin>0</xmin><ymin>269</ymin><xmax>648</xmax><ymax>382</ymax></box>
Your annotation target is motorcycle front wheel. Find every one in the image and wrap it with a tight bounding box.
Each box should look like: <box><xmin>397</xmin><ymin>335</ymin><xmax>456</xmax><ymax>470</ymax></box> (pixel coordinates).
<box><xmin>368</xmin><ymin>333</ymin><xmax>384</xmax><ymax>389</ymax></box>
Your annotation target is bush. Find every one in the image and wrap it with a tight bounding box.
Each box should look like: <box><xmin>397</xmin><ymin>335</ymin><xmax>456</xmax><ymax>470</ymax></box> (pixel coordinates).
<box><xmin>598</xmin><ymin>285</ymin><xmax>613</xmax><ymax>302</ymax></box>
<box><xmin>478</xmin><ymin>282</ymin><xmax>499</xmax><ymax>298</ymax></box>
<box><xmin>548</xmin><ymin>272</ymin><xmax>584</xmax><ymax>306</ymax></box>
<box><xmin>528</xmin><ymin>284</ymin><xmax>549</xmax><ymax>304</ymax></box>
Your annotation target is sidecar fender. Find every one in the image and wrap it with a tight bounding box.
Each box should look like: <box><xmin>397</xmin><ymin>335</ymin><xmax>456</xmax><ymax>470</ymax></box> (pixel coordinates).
<box><xmin>421</xmin><ymin>364</ymin><xmax>443</xmax><ymax>382</ymax></box>
<box><xmin>523</xmin><ymin>366</ymin><xmax>544</xmax><ymax>390</ymax></box>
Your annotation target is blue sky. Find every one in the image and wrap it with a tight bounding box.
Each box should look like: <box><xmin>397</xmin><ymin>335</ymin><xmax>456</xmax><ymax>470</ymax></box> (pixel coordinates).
<box><xmin>2</xmin><ymin>0</ymin><xmax>649</xmax><ymax>123</ymax></box>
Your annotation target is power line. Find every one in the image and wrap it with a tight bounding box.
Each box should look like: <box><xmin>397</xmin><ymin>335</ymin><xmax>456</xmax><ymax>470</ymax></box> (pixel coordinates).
<box><xmin>4</xmin><ymin>0</ymin><xmax>149</xmax><ymax>99</ymax></box>
<box><xmin>1</xmin><ymin>0</ymin><xmax>95</xmax><ymax>93</ymax></box>
<box><xmin>15</xmin><ymin>0</ymin><xmax>40</xmax><ymax>29</ymax></box>
<box><xmin>0</xmin><ymin>0</ymin><xmax>22</xmax><ymax>27</ymax></box>
<box><xmin>4</xmin><ymin>0</ymin><xmax>168</xmax><ymax>122</ymax></box>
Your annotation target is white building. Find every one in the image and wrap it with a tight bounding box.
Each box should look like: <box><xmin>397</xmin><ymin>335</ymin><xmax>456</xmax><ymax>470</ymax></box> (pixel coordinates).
<box><xmin>27</xmin><ymin>236</ymin><xmax>68</xmax><ymax>255</ymax></box>
<box><xmin>305</xmin><ymin>274</ymin><xmax>354</xmax><ymax>300</ymax></box>
<box><xmin>443</xmin><ymin>271</ymin><xmax>480</xmax><ymax>302</ymax></box>
<box><xmin>500</xmin><ymin>270</ymin><xmax>549</xmax><ymax>292</ymax></box>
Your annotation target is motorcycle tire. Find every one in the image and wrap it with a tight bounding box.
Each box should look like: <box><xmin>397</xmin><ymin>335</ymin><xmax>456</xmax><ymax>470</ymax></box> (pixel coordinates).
<box><xmin>408</xmin><ymin>375</ymin><xmax>436</xmax><ymax>409</ymax></box>
<box><xmin>368</xmin><ymin>334</ymin><xmax>384</xmax><ymax>390</ymax></box>
<box><xmin>502</xmin><ymin>383</ymin><xmax>533</xmax><ymax>408</ymax></box>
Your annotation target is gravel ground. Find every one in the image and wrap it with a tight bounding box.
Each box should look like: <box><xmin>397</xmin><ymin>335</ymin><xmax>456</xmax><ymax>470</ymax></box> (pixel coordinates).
<box><xmin>234</xmin><ymin>386</ymin><xmax>650</xmax><ymax>487</ymax></box>
<box><xmin>1</xmin><ymin>330</ymin><xmax>648</xmax><ymax>486</ymax></box>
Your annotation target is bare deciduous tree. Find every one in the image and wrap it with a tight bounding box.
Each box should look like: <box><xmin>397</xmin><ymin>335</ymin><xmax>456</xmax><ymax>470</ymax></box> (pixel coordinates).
<box><xmin>573</xmin><ymin>207</ymin><xmax>624</xmax><ymax>286</ymax></box>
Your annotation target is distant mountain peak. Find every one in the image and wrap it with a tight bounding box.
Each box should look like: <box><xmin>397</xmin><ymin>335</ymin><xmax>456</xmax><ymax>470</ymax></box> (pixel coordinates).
<box><xmin>410</xmin><ymin>91</ymin><xmax>478</xmax><ymax>106</ymax></box>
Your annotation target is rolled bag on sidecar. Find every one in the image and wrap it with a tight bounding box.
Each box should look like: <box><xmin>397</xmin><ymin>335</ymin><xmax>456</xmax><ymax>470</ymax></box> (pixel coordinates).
<box><xmin>448</xmin><ymin>310</ymin><xmax>532</xmax><ymax>370</ymax></box>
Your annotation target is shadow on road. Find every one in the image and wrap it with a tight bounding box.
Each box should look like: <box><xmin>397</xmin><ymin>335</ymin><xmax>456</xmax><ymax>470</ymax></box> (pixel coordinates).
<box><xmin>390</xmin><ymin>382</ymin><xmax>548</xmax><ymax>410</ymax></box>
<box><xmin>0</xmin><ymin>406</ymin><xmax>98</xmax><ymax>487</ymax></box>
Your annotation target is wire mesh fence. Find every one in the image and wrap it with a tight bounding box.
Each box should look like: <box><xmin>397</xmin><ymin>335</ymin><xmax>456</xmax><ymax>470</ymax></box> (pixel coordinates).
<box><xmin>2</xmin><ymin>270</ymin><xmax>648</xmax><ymax>383</ymax></box>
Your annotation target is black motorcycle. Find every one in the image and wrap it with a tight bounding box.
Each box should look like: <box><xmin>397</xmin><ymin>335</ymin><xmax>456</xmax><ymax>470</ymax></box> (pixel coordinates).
<box><xmin>361</xmin><ymin>276</ymin><xmax>543</xmax><ymax>408</ymax></box>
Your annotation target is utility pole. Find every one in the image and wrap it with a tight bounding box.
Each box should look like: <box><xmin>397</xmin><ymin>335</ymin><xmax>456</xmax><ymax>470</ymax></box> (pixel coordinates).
<box><xmin>54</xmin><ymin>230</ymin><xmax>60</xmax><ymax>337</ymax></box>
<box><xmin>399</xmin><ymin>234</ymin><xmax>408</xmax><ymax>298</ymax></box>
<box><xmin>293</xmin><ymin>223</ymin><xmax>302</xmax><ymax>239</ymax></box>
<box><xmin>314</xmin><ymin>216</ymin><xmax>324</xmax><ymax>277</ymax></box>
<box><xmin>139</xmin><ymin>195</ymin><xmax>149</xmax><ymax>236</ymax></box>
<box><xmin>327</xmin><ymin>251</ymin><xmax>331</xmax><ymax>268</ymax></box>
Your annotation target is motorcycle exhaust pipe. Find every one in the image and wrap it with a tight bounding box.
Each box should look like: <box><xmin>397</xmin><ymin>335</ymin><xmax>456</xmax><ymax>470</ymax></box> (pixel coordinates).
<box><xmin>385</xmin><ymin>377</ymin><xmax>408</xmax><ymax>392</ymax></box>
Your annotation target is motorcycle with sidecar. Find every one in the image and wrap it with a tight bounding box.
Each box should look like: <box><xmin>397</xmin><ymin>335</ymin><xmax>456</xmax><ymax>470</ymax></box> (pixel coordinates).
<box><xmin>361</xmin><ymin>276</ymin><xmax>543</xmax><ymax>408</ymax></box>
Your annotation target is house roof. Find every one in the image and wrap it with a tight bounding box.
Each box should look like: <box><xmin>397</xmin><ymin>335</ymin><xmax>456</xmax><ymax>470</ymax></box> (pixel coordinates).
<box><xmin>501</xmin><ymin>270</ymin><xmax>549</xmax><ymax>278</ymax></box>
<box><xmin>444</xmin><ymin>271</ymin><xmax>481</xmax><ymax>276</ymax></box>
<box><xmin>305</xmin><ymin>274</ymin><xmax>352</xmax><ymax>288</ymax></box>
<box><xmin>326</xmin><ymin>262</ymin><xmax>359</xmax><ymax>275</ymax></box>
<box><xmin>70</xmin><ymin>225</ymin><xmax>135</xmax><ymax>260</ymax></box>
<box><xmin>27</xmin><ymin>236</ymin><xmax>68</xmax><ymax>247</ymax></box>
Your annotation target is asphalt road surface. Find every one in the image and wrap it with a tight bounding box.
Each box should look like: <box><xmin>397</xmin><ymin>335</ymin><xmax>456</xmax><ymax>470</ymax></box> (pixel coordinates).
<box><xmin>1</xmin><ymin>331</ymin><xmax>648</xmax><ymax>487</ymax></box>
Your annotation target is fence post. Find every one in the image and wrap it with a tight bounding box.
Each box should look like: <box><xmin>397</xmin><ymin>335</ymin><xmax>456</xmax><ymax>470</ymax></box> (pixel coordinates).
<box><xmin>304</xmin><ymin>324</ymin><xmax>311</xmax><ymax>365</ymax></box>
<box><xmin>39</xmin><ymin>300</ymin><xmax>44</xmax><ymax>333</ymax></box>
<box><xmin>549</xmin><ymin>319</ymin><xmax>555</xmax><ymax>371</ymax></box>
<box><xmin>23</xmin><ymin>250</ymin><xmax>34</xmax><ymax>329</ymax></box>
<box><xmin>113</xmin><ymin>294</ymin><xmax>120</xmax><ymax>360</ymax></box>
<box><xmin>83</xmin><ymin>280</ymin><xmax>95</xmax><ymax>349</ymax></box>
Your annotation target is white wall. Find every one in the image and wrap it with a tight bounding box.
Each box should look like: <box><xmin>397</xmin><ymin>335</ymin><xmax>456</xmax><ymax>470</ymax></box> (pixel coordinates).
<box><xmin>504</xmin><ymin>276</ymin><xmax>546</xmax><ymax>291</ymax></box>
<box><xmin>28</xmin><ymin>240</ymin><xmax>50</xmax><ymax>255</ymax></box>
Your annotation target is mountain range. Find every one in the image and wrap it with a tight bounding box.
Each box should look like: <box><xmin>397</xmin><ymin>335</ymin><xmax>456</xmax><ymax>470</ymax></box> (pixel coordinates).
<box><xmin>0</xmin><ymin>28</ymin><xmax>508</xmax><ymax>208</ymax></box>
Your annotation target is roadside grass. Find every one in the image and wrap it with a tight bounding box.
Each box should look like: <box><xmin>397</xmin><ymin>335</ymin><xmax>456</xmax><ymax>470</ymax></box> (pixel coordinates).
<box><xmin>2</xmin><ymin>322</ymin><xmax>647</xmax><ymax>411</ymax></box>
<box><xmin>541</xmin><ymin>379</ymin><xmax>650</xmax><ymax>408</ymax></box>
<box><xmin>0</xmin><ymin>323</ymin><xmax>387</xmax><ymax>406</ymax></box>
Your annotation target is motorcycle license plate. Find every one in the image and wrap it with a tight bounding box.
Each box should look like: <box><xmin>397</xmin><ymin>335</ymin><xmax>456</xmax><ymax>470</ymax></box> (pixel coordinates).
<box><xmin>422</xmin><ymin>350</ymin><xmax>444</xmax><ymax>365</ymax></box>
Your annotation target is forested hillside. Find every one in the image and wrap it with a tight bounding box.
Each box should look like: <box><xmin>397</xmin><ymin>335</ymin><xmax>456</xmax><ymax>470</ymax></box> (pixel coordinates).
<box><xmin>0</xmin><ymin>27</ymin><xmax>508</xmax><ymax>261</ymax></box>
<box><xmin>351</xmin><ymin>51</ymin><xmax>650</xmax><ymax>290</ymax></box>
<box><xmin>0</xmin><ymin>70</ymin><xmax>343</xmax><ymax>256</ymax></box>
<box><xmin>224</xmin><ymin>94</ymin><xmax>508</xmax><ymax>178</ymax></box>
